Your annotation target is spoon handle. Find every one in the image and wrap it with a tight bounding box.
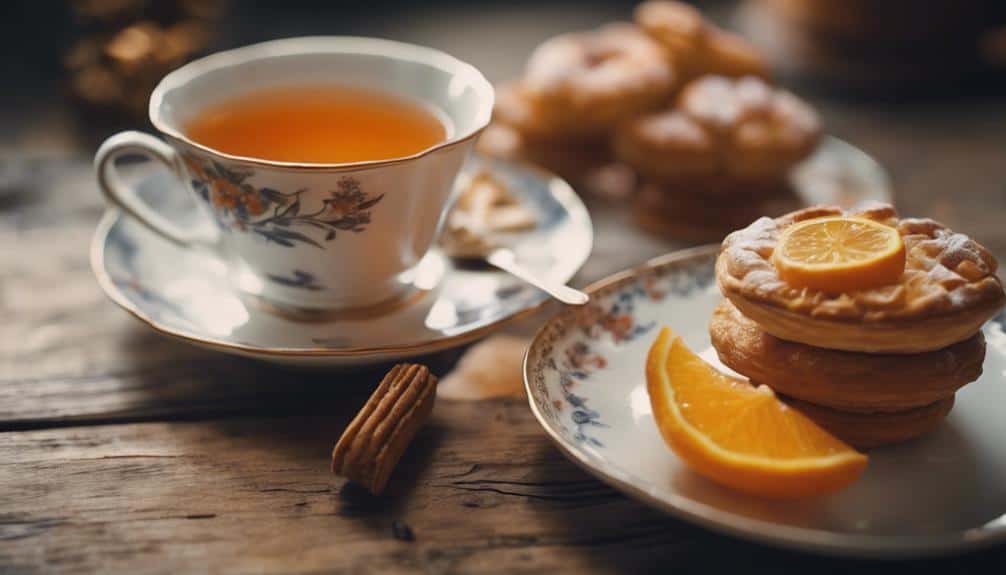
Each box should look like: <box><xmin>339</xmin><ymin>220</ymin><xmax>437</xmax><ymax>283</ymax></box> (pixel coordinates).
<box><xmin>487</xmin><ymin>249</ymin><xmax>590</xmax><ymax>306</ymax></box>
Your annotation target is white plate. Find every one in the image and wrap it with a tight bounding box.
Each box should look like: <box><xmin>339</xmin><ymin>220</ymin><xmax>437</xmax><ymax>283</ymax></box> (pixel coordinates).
<box><xmin>524</xmin><ymin>246</ymin><xmax>1006</xmax><ymax>558</ymax></box>
<box><xmin>91</xmin><ymin>156</ymin><xmax>592</xmax><ymax>368</ymax></box>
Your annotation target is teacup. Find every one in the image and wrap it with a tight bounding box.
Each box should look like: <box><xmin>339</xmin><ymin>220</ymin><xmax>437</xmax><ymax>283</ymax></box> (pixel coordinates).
<box><xmin>95</xmin><ymin>36</ymin><xmax>493</xmax><ymax>309</ymax></box>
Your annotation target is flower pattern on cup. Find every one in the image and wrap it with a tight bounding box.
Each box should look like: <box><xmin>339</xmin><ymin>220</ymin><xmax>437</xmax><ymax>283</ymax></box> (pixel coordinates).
<box><xmin>265</xmin><ymin>269</ymin><xmax>325</xmax><ymax>291</ymax></box>
<box><xmin>182</xmin><ymin>154</ymin><xmax>384</xmax><ymax>248</ymax></box>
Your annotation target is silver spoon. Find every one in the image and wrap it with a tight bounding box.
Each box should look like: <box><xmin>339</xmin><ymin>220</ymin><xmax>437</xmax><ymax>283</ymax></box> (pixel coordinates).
<box><xmin>477</xmin><ymin>247</ymin><xmax>589</xmax><ymax>306</ymax></box>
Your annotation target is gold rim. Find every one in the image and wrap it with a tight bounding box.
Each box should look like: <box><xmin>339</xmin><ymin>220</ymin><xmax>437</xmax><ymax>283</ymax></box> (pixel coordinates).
<box><xmin>149</xmin><ymin>36</ymin><xmax>494</xmax><ymax>172</ymax></box>
<box><xmin>92</xmin><ymin>210</ymin><xmax>550</xmax><ymax>357</ymax></box>
<box><xmin>89</xmin><ymin>157</ymin><xmax>591</xmax><ymax>358</ymax></box>
<box><xmin>521</xmin><ymin>245</ymin><xmax>1006</xmax><ymax>557</ymax></box>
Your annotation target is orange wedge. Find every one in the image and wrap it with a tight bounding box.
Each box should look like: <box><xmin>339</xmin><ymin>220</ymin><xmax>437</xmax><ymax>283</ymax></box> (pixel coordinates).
<box><xmin>645</xmin><ymin>327</ymin><xmax>867</xmax><ymax>498</ymax></box>
<box><xmin>772</xmin><ymin>216</ymin><xmax>905</xmax><ymax>293</ymax></box>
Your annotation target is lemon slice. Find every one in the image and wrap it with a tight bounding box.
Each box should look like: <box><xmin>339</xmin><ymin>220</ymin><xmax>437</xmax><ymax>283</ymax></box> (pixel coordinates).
<box><xmin>772</xmin><ymin>216</ymin><xmax>905</xmax><ymax>293</ymax></box>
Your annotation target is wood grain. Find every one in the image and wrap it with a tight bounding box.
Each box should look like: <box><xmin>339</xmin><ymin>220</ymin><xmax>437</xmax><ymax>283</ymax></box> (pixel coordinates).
<box><xmin>4</xmin><ymin>7</ymin><xmax>1006</xmax><ymax>569</ymax></box>
<box><xmin>5</xmin><ymin>404</ymin><xmax>1006</xmax><ymax>574</ymax></box>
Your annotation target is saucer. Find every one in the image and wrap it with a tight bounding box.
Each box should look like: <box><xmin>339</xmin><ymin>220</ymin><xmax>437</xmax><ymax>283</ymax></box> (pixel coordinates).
<box><xmin>92</xmin><ymin>156</ymin><xmax>592</xmax><ymax>368</ymax></box>
<box><xmin>524</xmin><ymin>246</ymin><xmax>1006</xmax><ymax>558</ymax></box>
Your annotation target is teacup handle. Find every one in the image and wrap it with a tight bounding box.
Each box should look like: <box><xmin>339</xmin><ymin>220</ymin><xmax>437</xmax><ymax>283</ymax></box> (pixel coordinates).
<box><xmin>95</xmin><ymin>131</ymin><xmax>213</xmax><ymax>247</ymax></box>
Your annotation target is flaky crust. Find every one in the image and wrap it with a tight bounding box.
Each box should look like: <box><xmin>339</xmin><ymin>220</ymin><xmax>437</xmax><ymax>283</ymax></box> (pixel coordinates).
<box><xmin>717</xmin><ymin>203</ymin><xmax>1006</xmax><ymax>352</ymax></box>
<box><xmin>784</xmin><ymin>396</ymin><xmax>954</xmax><ymax>450</ymax></box>
<box><xmin>710</xmin><ymin>299</ymin><xmax>984</xmax><ymax>412</ymax></box>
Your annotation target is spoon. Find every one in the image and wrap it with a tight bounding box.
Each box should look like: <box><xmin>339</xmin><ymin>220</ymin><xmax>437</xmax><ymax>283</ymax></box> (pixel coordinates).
<box><xmin>479</xmin><ymin>247</ymin><xmax>590</xmax><ymax>306</ymax></box>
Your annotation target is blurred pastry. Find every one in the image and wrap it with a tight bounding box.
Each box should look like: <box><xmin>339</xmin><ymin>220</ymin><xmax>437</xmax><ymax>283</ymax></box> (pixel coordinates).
<box><xmin>513</xmin><ymin>23</ymin><xmax>677</xmax><ymax>138</ymax></box>
<box><xmin>615</xmin><ymin>75</ymin><xmax>820</xmax><ymax>193</ymax></box>
<box><xmin>633</xmin><ymin>181</ymin><xmax>800</xmax><ymax>242</ymax></box>
<box><xmin>476</xmin><ymin>120</ymin><xmax>612</xmax><ymax>188</ymax></box>
<box><xmin>635</xmin><ymin>0</ymin><xmax>770</xmax><ymax>82</ymax></box>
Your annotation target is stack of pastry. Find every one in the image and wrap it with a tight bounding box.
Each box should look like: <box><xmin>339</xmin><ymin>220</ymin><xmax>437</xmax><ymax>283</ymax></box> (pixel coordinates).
<box><xmin>479</xmin><ymin>2</ymin><xmax>775</xmax><ymax>192</ymax></box>
<box><xmin>615</xmin><ymin>74</ymin><xmax>820</xmax><ymax>240</ymax></box>
<box><xmin>479</xmin><ymin>22</ymin><xmax>676</xmax><ymax>189</ymax></box>
<box><xmin>712</xmin><ymin>203</ymin><xmax>1005</xmax><ymax>448</ymax></box>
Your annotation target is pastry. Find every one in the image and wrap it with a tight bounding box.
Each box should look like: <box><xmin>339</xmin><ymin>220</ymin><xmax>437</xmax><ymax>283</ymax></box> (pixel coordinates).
<box><xmin>476</xmin><ymin>119</ymin><xmax>612</xmax><ymax>186</ymax></box>
<box><xmin>512</xmin><ymin>23</ymin><xmax>676</xmax><ymax>138</ymax></box>
<box><xmin>710</xmin><ymin>299</ymin><xmax>985</xmax><ymax>412</ymax></box>
<box><xmin>633</xmin><ymin>181</ymin><xmax>801</xmax><ymax>242</ymax></box>
<box><xmin>635</xmin><ymin>0</ymin><xmax>770</xmax><ymax>82</ymax></box>
<box><xmin>717</xmin><ymin>203</ymin><xmax>1006</xmax><ymax>353</ymax></box>
<box><xmin>614</xmin><ymin>75</ymin><xmax>820</xmax><ymax>189</ymax></box>
<box><xmin>784</xmin><ymin>396</ymin><xmax>955</xmax><ymax>450</ymax></box>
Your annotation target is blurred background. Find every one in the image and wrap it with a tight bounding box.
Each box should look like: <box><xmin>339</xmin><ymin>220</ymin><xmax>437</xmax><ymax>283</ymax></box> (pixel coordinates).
<box><xmin>4</xmin><ymin>0</ymin><xmax>1006</xmax><ymax>147</ymax></box>
<box><xmin>2</xmin><ymin>0</ymin><xmax>1006</xmax><ymax>249</ymax></box>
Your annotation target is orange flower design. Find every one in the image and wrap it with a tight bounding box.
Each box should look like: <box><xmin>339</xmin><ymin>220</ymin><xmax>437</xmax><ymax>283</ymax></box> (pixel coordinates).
<box><xmin>184</xmin><ymin>155</ymin><xmax>381</xmax><ymax>249</ymax></box>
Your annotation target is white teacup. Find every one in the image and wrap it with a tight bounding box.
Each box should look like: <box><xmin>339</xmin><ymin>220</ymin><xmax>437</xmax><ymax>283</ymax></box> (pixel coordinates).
<box><xmin>95</xmin><ymin>37</ymin><xmax>493</xmax><ymax>309</ymax></box>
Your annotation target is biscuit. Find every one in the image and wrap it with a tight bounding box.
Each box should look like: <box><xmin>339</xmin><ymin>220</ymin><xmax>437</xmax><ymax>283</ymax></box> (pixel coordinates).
<box><xmin>783</xmin><ymin>396</ymin><xmax>955</xmax><ymax>450</ymax></box>
<box><xmin>710</xmin><ymin>299</ymin><xmax>985</xmax><ymax>412</ymax></box>
<box><xmin>717</xmin><ymin>203</ymin><xmax>1006</xmax><ymax>353</ymax></box>
<box><xmin>332</xmin><ymin>364</ymin><xmax>437</xmax><ymax>494</ymax></box>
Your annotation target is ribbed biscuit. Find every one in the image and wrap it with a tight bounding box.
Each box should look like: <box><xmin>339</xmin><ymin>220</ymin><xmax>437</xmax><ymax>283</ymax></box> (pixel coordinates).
<box><xmin>332</xmin><ymin>364</ymin><xmax>437</xmax><ymax>495</ymax></box>
<box><xmin>710</xmin><ymin>299</ymin><xmax>984</xmax><ymax>412</ymax></box>
<box><xmin>717</xmin><ymin>203</ymin><xmax>1006</xmax><ymax>353</ymax></box>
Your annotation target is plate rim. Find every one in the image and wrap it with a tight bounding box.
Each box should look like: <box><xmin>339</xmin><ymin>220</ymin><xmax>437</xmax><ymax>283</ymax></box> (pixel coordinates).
<box><xmin>90</xmin><ymin>157</ymin><xmax>593</xmax><ymax>358</ymax></box>
<box><xmin>523</xmin><ymin>245</ymin><xmax>1006</xmax><ymax>559</ymax></box>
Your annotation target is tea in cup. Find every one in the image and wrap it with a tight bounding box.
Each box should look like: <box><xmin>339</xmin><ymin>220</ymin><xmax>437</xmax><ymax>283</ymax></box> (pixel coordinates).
<box><xmin>95</xmin><ymin>37</ymin><xmax>494</xmax><ymax>309</ymax></box>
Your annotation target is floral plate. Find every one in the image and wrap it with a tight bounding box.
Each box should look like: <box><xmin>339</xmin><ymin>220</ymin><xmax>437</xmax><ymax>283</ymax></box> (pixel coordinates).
<box><xmin>524</xmin><ymin>246</ymin><xmax>1006</xmax><ymax>558</ymax></box>
<box><xmin>92</xmin><ymin>156</ymin><xmax>592</xmax><ymax>368</ymax></box>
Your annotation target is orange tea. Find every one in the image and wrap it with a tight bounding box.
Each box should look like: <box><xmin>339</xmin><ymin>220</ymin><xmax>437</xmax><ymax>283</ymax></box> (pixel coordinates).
<box><xmin>183</xmin><ymin>84</ymin><xmax>448</xmax><ymax>163</ymax></box>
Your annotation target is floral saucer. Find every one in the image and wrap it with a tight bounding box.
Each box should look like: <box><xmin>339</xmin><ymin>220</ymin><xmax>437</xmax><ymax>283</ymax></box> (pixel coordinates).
<box><xmin>92</xmin><ymin>157</ymin><xmax>592</xmax><ymax>368</ymax></box>
<box><xmin>524</xmin><ymin>246</ymin><xmax>1006</xmax><ymax>558</ymax></box>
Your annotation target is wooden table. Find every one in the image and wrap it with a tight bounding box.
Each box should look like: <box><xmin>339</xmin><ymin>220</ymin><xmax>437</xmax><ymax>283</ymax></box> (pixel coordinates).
<box><xmin>5</xmin><ymin>4</ymin><xmax>1006</xmax><ymax>573</ymax></box>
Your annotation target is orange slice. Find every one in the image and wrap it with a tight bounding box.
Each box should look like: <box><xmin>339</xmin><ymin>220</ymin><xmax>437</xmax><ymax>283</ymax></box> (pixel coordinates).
<box><xmin>645</xmin><ymin>327</ymin><xmax>867</xmax><ymax>498</ymax></box>
<box><xmin>772</xmin><ymin>216</ymin><xmax>905</xmax><ymax>293</ymax></box>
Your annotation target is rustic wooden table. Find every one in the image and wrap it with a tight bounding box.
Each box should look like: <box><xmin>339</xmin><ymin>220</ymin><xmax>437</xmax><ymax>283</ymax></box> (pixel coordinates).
<box><xmin>4</xmin><ymin>4</ymin><xmax>1006</xmax><ymax>573</ymax></box>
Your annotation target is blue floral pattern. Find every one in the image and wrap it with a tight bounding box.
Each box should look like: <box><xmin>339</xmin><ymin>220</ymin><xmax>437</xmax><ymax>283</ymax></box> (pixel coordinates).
<box><xmin>182</xmin><ymin>154</ymin><xmax>383</xmax><ymax>249</ymax></box>
<box><xmin>529</xmin><ymin>252</ymin><xmax>717</xmax><ymax>449</ymax></box>
<box><xmin>265</xmin><ymin>270</ymin><xmax>324</xmax><ymax>291</ymax></box>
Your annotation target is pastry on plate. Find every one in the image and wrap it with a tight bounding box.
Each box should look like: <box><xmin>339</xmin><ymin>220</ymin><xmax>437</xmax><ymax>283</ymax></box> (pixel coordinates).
<box><xmin>716</xmin><ymin>203</ymin><xmax>1005</xmax><ymax>353</ymax></box>
<box><xmin>503</xmin><ymin>24</ymin><xmax>676</xmax><ymax>139</ymax></box>
<box><xmin>614</xmin><ymin>75</ymin><xmax>820</xmax><ymax>195</ymax></box>
<box><xmin>635</xmin><ymin>0</ymin><xmax>770</xmax><ymax>82</ymax></box>
<box><xmin>782</xmin><ymin>395</ymin><xmax>956</xmax><ymax>450</ymax></box>
<box><xmin>710</xmin><ymin>299</ymin><xmax>984</xmax><ymax>412</ymax></box>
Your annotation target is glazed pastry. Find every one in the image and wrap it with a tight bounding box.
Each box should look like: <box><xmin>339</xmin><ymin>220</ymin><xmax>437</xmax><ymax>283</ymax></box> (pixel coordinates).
<box><xmin>614</xmin><ymin>75</ymin><xmax>820</xmax><ymax>187</ymax></box>
<box><xmin>513</xmin><ymin>23</ymin><xmax>676</xmax><ymax>137</ymax></box>
<box><xmin>710</xmin><ymin>299</ymin><xmax>984</xmax><ymax>412</ymax></box>
<box><xmin>476</xmin><ymin>120</ymin><xmax>612</xmax><ymax>187</ymax></box>
<box><xmin>635</xmin><ymin>0</ymin><xmax>769</xmax><ymax>82</ymax></box>
<box><xmin>783</xmin><ymin>395</ymin><xmax>955</xmax><ymax>450</ymax></box>
<box><xmin>717</xmin><ymin>203</ymin><xmax>1006</xmax><ymax>353</ymax></box>
<box><xmin>633</xmin><ymin>182</ymin><xmax>801</xmax><ymax>242</ymax></box>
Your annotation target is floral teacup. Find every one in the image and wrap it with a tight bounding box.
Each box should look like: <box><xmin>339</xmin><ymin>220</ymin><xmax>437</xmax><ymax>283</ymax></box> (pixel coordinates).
<box><xmin>95</xmin><ymin>37</ymin><xmax>493</xmax><ymax>309</ymax></box>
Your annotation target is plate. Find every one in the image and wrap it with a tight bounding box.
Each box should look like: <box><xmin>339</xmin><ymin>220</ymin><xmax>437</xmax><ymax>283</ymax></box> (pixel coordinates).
<box><xmin>91</xmin><ymin>156</ymin><xmax>592</xmax><ymax>368</ymax></box>
<box><xmin>524</xmin><ymin>246</ymin><xmax>1006</xmax><ymax>557</ymax></box>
